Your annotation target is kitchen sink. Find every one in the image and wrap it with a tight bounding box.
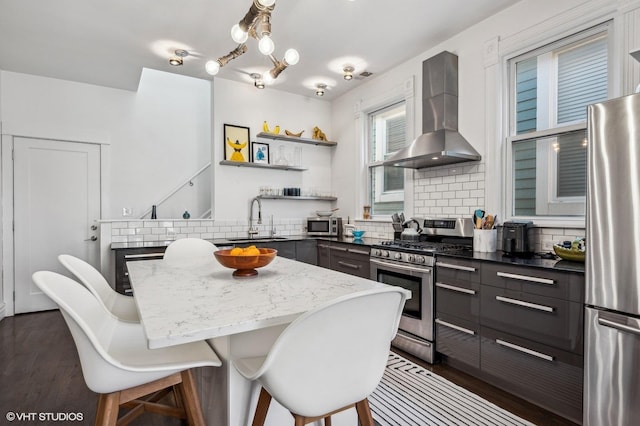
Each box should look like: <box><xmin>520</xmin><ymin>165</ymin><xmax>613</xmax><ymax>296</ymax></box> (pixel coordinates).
<box><xmin>224</xmin><ymin>237</ymin><xmax>290</xmax><ymax>243</ymax></box>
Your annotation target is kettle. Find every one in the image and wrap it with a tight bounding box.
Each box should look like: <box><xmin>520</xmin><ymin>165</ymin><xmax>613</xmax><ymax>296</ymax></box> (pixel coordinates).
<box><xmin>401</xmin><ymin>219</ymin><xmax>422</xmax><ymax>241</ymax></box>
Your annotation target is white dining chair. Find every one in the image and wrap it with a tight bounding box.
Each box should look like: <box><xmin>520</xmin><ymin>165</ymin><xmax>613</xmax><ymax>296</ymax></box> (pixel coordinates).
<box><xmin>58</xmin><ymin>254</ymin><xmax>139</xmax><ymax>323</ymax></box>
<box><xmin>233</xmin><ymin>286</ymin><xmax>408</xmax><ymax>426</ymax></box>
<box><xmin>32</xmin><ymin>270</ymin><xmax>221</xmax><ymax>426</ymax></box>
<box><xmin>163</xmin><ymin>238</ymin><xmax>218</xmax><ymax>267</ymax></box>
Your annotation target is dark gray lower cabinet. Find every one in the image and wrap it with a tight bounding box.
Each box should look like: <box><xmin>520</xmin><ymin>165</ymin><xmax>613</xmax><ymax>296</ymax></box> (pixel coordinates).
<box><xmin>435</xmin><ymin>255</ymin><xmax>584</xmax><ymax>424</ymax></box>
<box><xmin>480</xmin><ymin>327</ymin><xmax>583</xmax><ymax>424</ymax></box>
<box><xmin>317</xmin><ymin>242</ymin><xmax>331</xmax><ymax>269</ymax></box>
<box><xmin>295</xmin><ymin>239</ymin><xmax>317</xmax><ymax>265</ymax></box>
<box><xmin>316</xmin><ymin>241</ymin><xmax>370</xmax><ymax>279</ymax></box>
<box><xmin>249</xmin><ymin>241</ymin><xmax>296</xmax><ymax>259</ymax></box>
<box><xmin>435</xmin><ymin>313</ymin><xmax>480</xmax><ymax>369</ymax></box>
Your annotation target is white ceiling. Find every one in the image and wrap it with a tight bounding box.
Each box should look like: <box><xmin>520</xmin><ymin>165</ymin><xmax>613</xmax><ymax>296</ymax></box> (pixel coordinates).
<box><xmin>0</xmin><ymin>0</ymin><xmax>518</xmax><ymax>100</ymax></box>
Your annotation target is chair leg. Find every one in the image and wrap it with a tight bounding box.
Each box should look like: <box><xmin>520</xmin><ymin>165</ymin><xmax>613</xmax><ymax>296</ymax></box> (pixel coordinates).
<box><xmin>177</xmin><ymin>370</ymin><xmax>206</xmax><ymax>426</ymax></box>
<box><xmin>355</xmin><ymin>399</ymin><xmax>374</xmax><ymax>426</ymax></box>
<box><xmin>95</xmin><ymin>392</ymin><xmax>120</xmax><ymax>426</ymax></box>
<box><xmin>252</xmin><ymin>387</ymin><xmax>272</xmax><ymax>426</ymax></box>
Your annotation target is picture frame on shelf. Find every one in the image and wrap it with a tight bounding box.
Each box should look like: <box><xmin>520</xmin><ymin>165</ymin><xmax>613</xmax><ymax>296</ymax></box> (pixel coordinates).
<box><xmin>251</xmin><ymin>142</ymin><xmax>270</xmax><ymax>164</ymax></box>
<box><xmin>224</xmin><ymin>124</ymin><xmax>250</xmax><ymax>162</ymax></box>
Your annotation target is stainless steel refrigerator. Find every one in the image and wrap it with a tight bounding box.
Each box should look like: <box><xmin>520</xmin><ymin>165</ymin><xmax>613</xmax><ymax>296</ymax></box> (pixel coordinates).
<box><xmin>585</xmin><ymin>93</ymin><xmax>640</xmax><ymax>425</ymax></box>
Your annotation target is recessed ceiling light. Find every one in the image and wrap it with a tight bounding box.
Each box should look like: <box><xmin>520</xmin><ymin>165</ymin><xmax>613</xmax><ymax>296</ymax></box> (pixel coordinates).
<box><xmin>169</xmin><ymin>49</ymin><xmax>189</xmax><ymax>66</ymax></box>
<box><xmin>315</xmin><ymin>83</ymin><xmax>327</xmax><ymax>96</ymax></box>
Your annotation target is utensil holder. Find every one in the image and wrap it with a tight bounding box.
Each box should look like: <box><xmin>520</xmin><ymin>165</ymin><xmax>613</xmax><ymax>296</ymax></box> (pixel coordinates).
<box><xmin>473</xmin><ymin>229</ymin><xmax>497</xmax><ymax>252</ymax></box>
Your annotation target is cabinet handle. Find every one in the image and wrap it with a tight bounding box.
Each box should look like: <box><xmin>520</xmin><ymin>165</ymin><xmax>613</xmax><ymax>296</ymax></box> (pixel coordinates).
<box><xmin>124</xmin><ymin>252</ymin><xmax>165</xmax><ymax>259</ymax></box>
<box><xmin>337</xmin><ymin>261</ymin><xmax>360</xmax><ymax>270</ymax></box>
<box><xmin>348</xmin><ymin>248</ymin><xmax>370</xmax><ymax>256</ymax></box>
<box><xmin>331</xmin><ymin>246</ymin><xmax>348</xmax><ymax>252</ymax></box>
<box><xmin>317</xmin><ymin>244</ymin><xmax>330</xmax><ymax>249</ymax></box>
<box><xmin>436</xmin><ymin>262</ymin><xmax>476</xmax><ymax>272</ymax></box>
<box><xmin>598</xmin><ymin>317</ymin><xmax>640</xmax><ymax>336</ymax></box>
<box><xmin>436</xmin><ymin>282</ymin><xmax>476</xmax><ymax>295</ymax></box>
<box><xmin>435</xmin><ymin>318</ymin><xmax>476</xmax><ymax>335</ymax></box>
<box><xmin>495</xmin><ymin>338</ymin><xmax>554</xmax><ymax>362</ymax></box>
<box><xmin>496</xmin><ymin>271</ymin><xmax>554</xmax><ymax>285</ymax></box>
<box><xmin>495</xmin><ymin>296</ymin><xmax>554</xmax><ymax>313</ymax></box>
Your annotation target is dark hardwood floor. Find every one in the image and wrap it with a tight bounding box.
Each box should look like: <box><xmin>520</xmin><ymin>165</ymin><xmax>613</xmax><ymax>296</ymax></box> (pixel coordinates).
<box><xmin>0</xmin><ymin>311</ymin><xmax>578</xmax><ymax>425</ymax></box>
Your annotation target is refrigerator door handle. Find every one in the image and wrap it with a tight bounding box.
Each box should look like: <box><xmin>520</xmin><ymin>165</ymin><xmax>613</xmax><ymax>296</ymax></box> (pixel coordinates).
<box><xmin>598</xmin><ymin>316</ymin><xmax>640</xmax><ymax>336</ymax></box>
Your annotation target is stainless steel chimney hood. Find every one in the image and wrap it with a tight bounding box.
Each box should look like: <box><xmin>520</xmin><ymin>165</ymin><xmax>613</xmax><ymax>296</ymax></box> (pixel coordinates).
<box><xmin>384</xmin><ymin>51</ymin><xmax>480</xmax><ymax>169</ymax></box>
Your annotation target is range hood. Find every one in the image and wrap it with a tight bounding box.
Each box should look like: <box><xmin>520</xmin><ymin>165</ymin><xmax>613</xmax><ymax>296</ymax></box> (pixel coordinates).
<box><xmin>384</xmin><ymin>51</ymin><xmax>480</xmax><ymax>169</ymax></box>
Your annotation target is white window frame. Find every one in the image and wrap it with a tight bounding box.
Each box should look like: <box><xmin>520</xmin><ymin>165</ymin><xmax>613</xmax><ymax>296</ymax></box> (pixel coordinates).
<box><xmin>370</xmin><ymin>104</ymin><xmax>406</xmax><ymax>205</ymax></box>
<box><xmin>504</xmin><ymin>22</ymin><xmax>613</xmax><ymax>224</ymax></box>
<box><xmin>354</xmin><ymin>77</ymin><xmax>415</xmax><ymax>220</ymax></box>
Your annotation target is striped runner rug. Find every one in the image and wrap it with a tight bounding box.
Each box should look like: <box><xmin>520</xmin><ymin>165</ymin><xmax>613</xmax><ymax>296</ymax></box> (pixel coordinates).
<box><xmin>369</xmin><ymin>353</ymin><xmax>535</xmax><ymax>426</ymax></box>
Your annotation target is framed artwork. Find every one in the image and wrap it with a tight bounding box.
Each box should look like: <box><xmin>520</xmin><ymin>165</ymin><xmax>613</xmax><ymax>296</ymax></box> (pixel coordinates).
<box><xmin>224</xmin><ymin>124</ymin><xmax>250</xmax><ymax>162</ymax></box>
<box><xmin>251</xmin><ymin>142</ymin><xmax>270</xmax><ymax>164</ymax></box>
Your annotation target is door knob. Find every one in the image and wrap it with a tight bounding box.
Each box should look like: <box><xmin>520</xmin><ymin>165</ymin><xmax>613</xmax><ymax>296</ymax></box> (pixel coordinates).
<box><xmin>84</xmin><ymin>236</ymin><xmax>98</xmax><ymax>241</ymax></box>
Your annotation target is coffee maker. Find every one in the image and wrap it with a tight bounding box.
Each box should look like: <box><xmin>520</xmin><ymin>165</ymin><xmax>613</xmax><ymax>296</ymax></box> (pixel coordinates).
<box><xmin>502</xmin><ymin>221</ymin><xmax>534</xmax><ymax>257</ymax></box>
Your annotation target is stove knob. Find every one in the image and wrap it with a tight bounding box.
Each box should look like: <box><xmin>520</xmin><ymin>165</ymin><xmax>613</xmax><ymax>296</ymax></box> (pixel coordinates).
<box><xmin>407</xmin><ymin>254</ymin><xmax>415</xmax><ymax>262</ymax></box>
<box><xmin>373</xmin><ymin>249</ymin><xmax>381</xmax><ymax>256</ymax></box>
<box><xmin>416</xmin><ymin>256</ymin><xmax>426</xmax><ymax>264</ymax></box>
<box><xmin>394</xmin><ymin>252</ymin><xmax>402</xmax><ymax>260</ymax></box>
<box><xmin>382</xmin><ymin>250</ymin><xmax>390</xmax><ymax>258</ymax></box>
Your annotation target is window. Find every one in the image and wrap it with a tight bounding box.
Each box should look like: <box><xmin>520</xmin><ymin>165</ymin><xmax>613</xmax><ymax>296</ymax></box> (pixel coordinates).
<box><xmin>367</xmin><ymin>102</ymin><xmax>407</xmax><ymax>216</ymax></box>
<box><xmin>507</xmin><ymin>25</ymin><xmax>609</xmax><ymax>218</ymax></box>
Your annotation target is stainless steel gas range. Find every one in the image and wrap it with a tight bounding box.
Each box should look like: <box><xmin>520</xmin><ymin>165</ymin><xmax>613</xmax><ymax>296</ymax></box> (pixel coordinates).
<box><xmin>370</xmin><ymin>218</ymin><xmax>473</xmax><ymax>363</ymax></box>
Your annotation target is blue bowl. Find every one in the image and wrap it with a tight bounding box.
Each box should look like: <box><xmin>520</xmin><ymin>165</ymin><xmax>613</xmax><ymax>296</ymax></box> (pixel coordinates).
<box><xmin>352</xmin><ymin>230</ymin><xmax>365</xmax><ymax>239</ymax></box>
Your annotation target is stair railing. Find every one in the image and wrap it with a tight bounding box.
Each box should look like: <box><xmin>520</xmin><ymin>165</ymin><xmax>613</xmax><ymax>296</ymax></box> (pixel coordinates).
<box><xmin>140</xmin><ymin>162</ymin><xmax>211</xmax><ymax>219</ymax></box>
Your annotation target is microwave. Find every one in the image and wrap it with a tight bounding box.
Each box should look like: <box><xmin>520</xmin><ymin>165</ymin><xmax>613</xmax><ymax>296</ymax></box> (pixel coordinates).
<box><xmin>306</xmin><ymin>217</ymin><xmax>343</xmax><ymax>237</ymax></box>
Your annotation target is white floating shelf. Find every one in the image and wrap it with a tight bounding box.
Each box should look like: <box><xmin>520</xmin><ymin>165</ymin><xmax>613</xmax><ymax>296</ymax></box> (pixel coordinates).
<box><xmin>257</xmin><ymin>195</ymin><xmax>337</xmax><ymax>201</ymax></box>
<box><xmin>257</xmin><ymin>132</ymin><xmax>337</xmax><ymax>146</ymax></box>
<box><xmin>219</xmin><ymin>160</ymin><xmax>307</xmax><ymax>171</ymax></box>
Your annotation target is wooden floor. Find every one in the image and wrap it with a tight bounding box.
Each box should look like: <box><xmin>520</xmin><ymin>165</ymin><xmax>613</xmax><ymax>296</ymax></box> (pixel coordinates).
<box><xmin>0</xmin><ymin>311</ymin><xmax>577</xmax><ymax>426</ymax></box>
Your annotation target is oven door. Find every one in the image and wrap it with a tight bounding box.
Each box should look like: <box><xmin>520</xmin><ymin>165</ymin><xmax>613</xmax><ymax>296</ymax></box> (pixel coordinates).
<box><xmin>370</xmin><ymin>258</ymin><xmax>433</xmax><ymax>342</ymax></box>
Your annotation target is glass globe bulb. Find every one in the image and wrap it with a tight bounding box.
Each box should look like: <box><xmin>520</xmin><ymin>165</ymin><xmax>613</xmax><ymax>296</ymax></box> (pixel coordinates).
<box><xmin>205</xmin><ymin>60</ymin><xmax>220</xmax><ymax>76</ymax></box>
<box><xmin>258</xmin><ymin>35</ymin><xmax>275</xmax><ymax>55</ymax></box>
<box><xmin>230</xmin><ymin>24</ymin><xmax>248</xmax><ymax>44</ymax></box>
<box><xmin>257</xmin><ymin>0</ymin><xmax>276</xmax><ymax>7</ymax></box>
<box><xmin>284</xmin><ymin>48</ymin><xmax>299</xmax><ymax>66</ymax></box>
<box><xmin>262</xmin><ymin>70</ymin><xmax>275</xmax><ymax>84</ymax></box>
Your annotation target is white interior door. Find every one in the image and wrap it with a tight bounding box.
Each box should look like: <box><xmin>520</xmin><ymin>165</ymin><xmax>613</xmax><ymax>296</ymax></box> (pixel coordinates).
<box><xmin>13</xmin><ymin>137</ymin><xmax>101</xmax><ymax>313</ymax></box>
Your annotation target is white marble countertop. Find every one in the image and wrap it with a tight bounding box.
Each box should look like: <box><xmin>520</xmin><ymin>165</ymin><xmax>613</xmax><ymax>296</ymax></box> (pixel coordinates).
<box><xmin>127</xmin><ymin>256</ymin><xmax>391</xmax><ymax>349</ymax></box>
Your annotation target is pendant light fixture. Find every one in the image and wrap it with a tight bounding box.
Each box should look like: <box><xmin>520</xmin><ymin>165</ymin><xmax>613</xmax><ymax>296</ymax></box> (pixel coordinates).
<box><xmin>205</xmin><ymin>0</ymin><xmax>299</xmax><ymax>86</ymax></box>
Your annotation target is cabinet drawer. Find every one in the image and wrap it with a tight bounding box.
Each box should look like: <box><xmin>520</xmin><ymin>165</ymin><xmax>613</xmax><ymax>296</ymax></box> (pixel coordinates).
<box><xmin>482</xmin><ymin>263</ymin><xmax>584</xmax><ymax>302</ymax></box>
<box><xmin>481</xmin><ymin>327</ymin><xmax>583</xmax><ymax>424</ymax></box>
<box><xmin>435</xmin><ymin>280</ymin><xmax>480</xmax><ymax>321</ymax></box>
<box><xmin>436</xmin><ymin>313</ymin><xmax>480</xmax><ymax>368</ymax></box>
<box><xmin>317</xmin><ymin>242</ymin><xmax>331</xmax><ymax>269</ymax></box>
<box><xmin>436</xmin><ymin>257</ymin><xmax>482</xmax><ymax>286</ymax></box>
<box><xmin>330</xmin><ymin>251</ymin><xmax>370</xmax><ymax>279</ymax></box>
<box><xmin>481</xmin><ymin>285</ymin><xmax>583</xmax><ymax>354</ymax></box>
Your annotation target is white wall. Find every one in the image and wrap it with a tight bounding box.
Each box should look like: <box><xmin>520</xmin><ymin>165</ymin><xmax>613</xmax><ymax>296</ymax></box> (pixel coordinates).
<box><xmin>212</xmin><ymin>78</ymin><xmax>335</xmax><ymax>222</ymax></box>
<box><xmin>330</xmin><ymin>0</ymin><xmax>598</xmax><ymax>224</ymax></box>
<box><xmin>0</xmin><ymin>68</ymin><xmax>212</xmax><ymax>219</ymax></box>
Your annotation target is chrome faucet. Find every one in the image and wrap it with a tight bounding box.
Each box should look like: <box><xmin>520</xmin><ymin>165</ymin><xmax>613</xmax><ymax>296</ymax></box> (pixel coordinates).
<box><xmin>269</xmin><ymin>214</ymin><xmax>276</xmax><ymax>238</ymax></box>
<box><xmin>248</xmin><ymin>197</ymin><xmax>262</xmax><ymax>238</ymax></box>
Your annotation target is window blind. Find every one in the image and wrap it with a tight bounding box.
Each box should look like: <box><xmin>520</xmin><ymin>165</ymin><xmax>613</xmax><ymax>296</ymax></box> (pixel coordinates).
<box><xmin>556</xmin><ymin>130</ymin><xmax>587</xmax><ymax>197</ymax></box>
<box><xmin>557</xmin><ymin>37</ymin><xmax>607</xmax><ymax>124</ymax></box>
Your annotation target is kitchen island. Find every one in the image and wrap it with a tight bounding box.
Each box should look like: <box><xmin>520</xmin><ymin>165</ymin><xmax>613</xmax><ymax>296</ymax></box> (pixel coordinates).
<box><xmin>127</xmin><ymin>255</ymin><xmax>395</xmax><ymax>426</ymax></box>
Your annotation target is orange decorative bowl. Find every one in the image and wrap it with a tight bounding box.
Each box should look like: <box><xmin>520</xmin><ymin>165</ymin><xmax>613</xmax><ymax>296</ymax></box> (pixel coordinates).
<box><xmin>214</xmin><ymin>248</ymin><xmax>278</xmax><ymax>277</ymax></box>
